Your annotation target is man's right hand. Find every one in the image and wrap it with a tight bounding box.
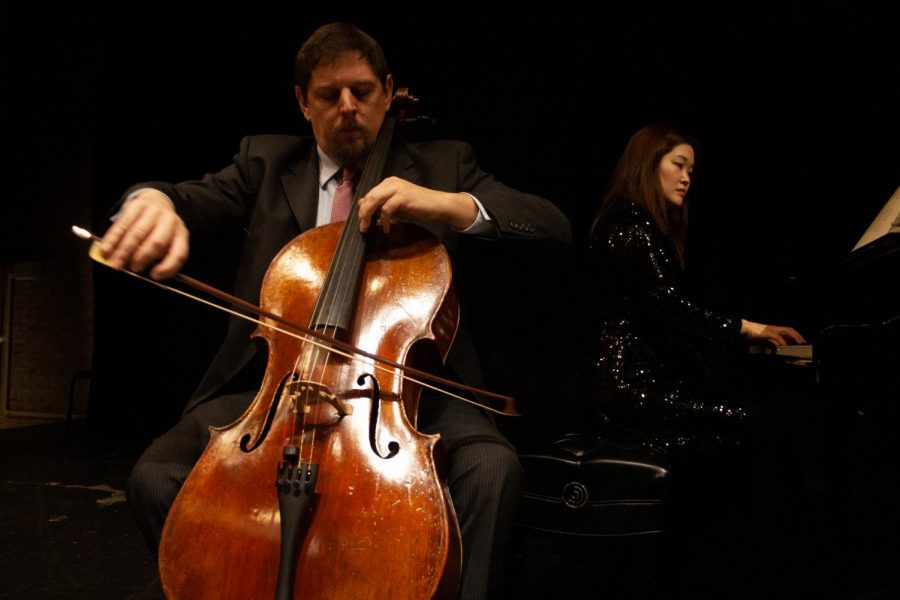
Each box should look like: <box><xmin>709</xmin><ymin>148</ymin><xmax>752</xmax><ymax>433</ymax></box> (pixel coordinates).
<box><xmin>100</xmin><ymin>189</ymin><xmax>189</xmax><ymax>280</ymax></box>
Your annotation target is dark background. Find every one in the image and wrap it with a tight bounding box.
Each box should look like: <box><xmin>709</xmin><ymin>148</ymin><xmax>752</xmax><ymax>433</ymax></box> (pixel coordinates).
<box><xmin>1</xmin><ymin>5</ymin><xmax>898</xmax><ymax>599</ymax></box>
<box><xmin>3</xmin><ymin>5</ymin><xmax>897</xmax><ymax>437</ymax></box>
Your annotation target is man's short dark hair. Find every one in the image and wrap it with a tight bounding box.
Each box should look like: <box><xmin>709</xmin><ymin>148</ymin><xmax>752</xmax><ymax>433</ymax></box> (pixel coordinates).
<box><xmin>295</xmin><ymin>23</ymin><xmax>390</xmax><ymax>96</ymax></box>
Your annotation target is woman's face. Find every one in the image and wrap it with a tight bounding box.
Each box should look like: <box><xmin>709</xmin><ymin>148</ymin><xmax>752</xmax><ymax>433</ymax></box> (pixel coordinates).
<box><xmin>658</xmin><ymin>143</ymin><xmax>694</xmax><ymax>206</ymax></box>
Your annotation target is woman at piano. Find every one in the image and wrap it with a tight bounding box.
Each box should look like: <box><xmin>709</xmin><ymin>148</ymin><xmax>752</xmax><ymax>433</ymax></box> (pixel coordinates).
<box><xmin>584</xmin><ymin>122</ymin><xmax>806</xmax><ymax>450</ymax></box>
<box><xmin>584</xmin><ymin>121</ymin><xmax>808</xmax><ymax>596</ymax></box>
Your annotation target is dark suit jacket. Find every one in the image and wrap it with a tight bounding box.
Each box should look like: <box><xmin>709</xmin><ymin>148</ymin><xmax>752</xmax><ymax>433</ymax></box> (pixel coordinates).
<box><xmin>127</xmin><ymin>134</ymin><xmax>571</xmax><ymax>412</ymax></box>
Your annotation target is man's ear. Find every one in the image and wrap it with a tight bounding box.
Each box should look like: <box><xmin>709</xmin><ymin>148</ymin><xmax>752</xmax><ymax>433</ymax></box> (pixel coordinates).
<box><xmin>383</xmin><ymin>74</ymin><xmax>394</xmax><ymax>112</ymax></box>
<box><xmin>295</xmin><ymin>85</ymin><xmax>311</xmax><ymax>120</ymax></box>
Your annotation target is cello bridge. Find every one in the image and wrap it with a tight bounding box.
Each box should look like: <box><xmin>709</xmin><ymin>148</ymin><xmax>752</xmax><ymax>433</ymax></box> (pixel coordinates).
<box><xmin>284</xmin><ymin>380</ymin><xmax>353</xmax><ymax>416</ymax></box>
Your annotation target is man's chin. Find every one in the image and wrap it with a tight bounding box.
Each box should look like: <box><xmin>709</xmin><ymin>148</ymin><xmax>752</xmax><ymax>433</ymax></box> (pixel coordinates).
<box><xmin>333</xmin><ymin>141</ymin><xmax>370</xmax><ymax>166</ymax></box>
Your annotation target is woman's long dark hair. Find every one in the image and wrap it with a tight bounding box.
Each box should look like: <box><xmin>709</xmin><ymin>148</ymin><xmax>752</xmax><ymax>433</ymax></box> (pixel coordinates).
<box><xmin>591</xmin><ymin>123</ymin><xmax>697</xmax><ymax>265</ymax></box>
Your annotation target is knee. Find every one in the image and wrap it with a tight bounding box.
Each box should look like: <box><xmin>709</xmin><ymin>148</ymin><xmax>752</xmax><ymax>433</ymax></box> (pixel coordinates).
<box><xmin>458</xmin><ymin>443</ymin><xmax>524</xmax><ymax>500</ymax></box>
<box><xmin>126</xmin><ymin>459</ymin><xmax>185</xmax><ymax>514</ymax></box>
<box><xmin>494</xmin><ymin>445</ymin><xmax>524</xmax><ymax>495</ymax></box>
<box><xmin>126</xmin><ymin>461</ymin><xmax>160</xmax><ymax>511</ymax></box>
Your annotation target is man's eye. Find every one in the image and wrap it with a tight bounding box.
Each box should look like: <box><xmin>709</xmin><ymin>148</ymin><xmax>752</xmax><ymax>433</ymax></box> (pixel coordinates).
<box><xmin>317</xmin><ymin>90</ymin><xmax>339</xmax><ymax>103</ymax></box>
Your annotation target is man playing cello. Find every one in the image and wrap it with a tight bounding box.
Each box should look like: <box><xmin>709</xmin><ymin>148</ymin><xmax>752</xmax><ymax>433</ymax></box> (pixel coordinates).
<box><xmin>102</xmin><ymin>22</ymin><xmax>570</xmax><ymax>599</ymax></box>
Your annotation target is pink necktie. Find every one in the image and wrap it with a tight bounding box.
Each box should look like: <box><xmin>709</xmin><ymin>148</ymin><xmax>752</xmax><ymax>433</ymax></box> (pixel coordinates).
<box><xmin>330</xmin><ymin>167</ymin><xmax>354</xmax><ymax>223</ymax></box>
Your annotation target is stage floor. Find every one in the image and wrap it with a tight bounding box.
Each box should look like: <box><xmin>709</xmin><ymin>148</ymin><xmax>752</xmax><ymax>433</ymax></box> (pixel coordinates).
<box><xmin>2</xmin><ymin>418</ymin><xmax>898</xmax><ymax>599</ymax></box>
<box><xmin>0</xmin><ymin>421</ymin><xmax>163</xmax><ymax>600</ymax></box>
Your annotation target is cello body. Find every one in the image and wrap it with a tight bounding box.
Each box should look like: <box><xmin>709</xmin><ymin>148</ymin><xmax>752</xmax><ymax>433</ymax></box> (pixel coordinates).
<box><xmin>158</xmin><ymin>221</ymin><xmax>462</xmax><ymax>599</ymax></box>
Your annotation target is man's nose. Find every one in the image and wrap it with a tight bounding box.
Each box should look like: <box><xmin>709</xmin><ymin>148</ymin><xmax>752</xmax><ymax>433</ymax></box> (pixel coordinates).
<box><xmin>338</xmin><ymin>88</ymin><xmax>356</xmax><ymax>113</ymax></box>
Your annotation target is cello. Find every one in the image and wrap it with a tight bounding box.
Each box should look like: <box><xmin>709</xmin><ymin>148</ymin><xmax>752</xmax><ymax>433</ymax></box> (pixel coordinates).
<box><xmin>156</xmin><ymin>94</ymin><xmax>465</xmax><ymax>599</ymax></box>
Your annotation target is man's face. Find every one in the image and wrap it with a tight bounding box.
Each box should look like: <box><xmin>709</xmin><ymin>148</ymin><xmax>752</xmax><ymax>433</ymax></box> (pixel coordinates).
<box><xmin>296</xmin><ymin>51</ymin><xmax>393</xmax><ymax>165</ymax></box>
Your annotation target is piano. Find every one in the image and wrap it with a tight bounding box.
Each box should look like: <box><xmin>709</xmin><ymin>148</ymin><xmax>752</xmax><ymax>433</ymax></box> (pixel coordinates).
<box><xmin>749</xmin><ymin>185</ymin><xmax>899</xmax><ymax>388</ymax></box>
<box><xmin>745</xmin><ymin>185</ymin><xmax>900</xmax><ymax>597</ymax></box>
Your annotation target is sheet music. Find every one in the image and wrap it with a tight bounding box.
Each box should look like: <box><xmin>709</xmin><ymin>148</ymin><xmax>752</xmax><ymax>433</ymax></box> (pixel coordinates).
<box><xmin>853</xmin><ymin>185</ymin><xmax>900</xmax><ymax>250</ymax></box>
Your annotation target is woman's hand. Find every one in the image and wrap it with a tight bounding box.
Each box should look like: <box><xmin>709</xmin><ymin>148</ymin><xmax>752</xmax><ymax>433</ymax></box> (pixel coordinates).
<box><xmin>741</xmin><ymin>319</ymin><xmax>807</xmax><ymax>346</ymax></box>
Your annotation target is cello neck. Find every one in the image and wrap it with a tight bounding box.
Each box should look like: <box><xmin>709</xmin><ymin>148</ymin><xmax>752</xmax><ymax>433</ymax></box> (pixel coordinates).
<box><xmin>309</xmin><ymin>117</ymin><xmax>397</xmax><ymax>335</ymax></box>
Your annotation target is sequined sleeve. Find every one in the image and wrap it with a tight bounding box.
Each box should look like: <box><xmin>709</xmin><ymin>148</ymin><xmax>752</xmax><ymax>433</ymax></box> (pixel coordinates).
<box><xmin>593</xmin><ymin>202</ymin><xmax>741</xmax><ymax>342</ymax></box>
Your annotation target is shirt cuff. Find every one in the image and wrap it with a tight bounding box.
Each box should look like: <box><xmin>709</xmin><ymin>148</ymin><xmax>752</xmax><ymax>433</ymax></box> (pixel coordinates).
<box><xmin>457</xmin><ymin>193</ymin><xmax>493</xmax><ymax>235</ymax></box>
<box><xmin>112</xmin><ymin>187</ymin><xmax>175</xmax><ymax>221</ymax></box>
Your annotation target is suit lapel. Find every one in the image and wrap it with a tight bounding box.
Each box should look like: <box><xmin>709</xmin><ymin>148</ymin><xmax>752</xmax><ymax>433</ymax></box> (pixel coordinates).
<box><xmin>281</xmin><ymin>145</ymin><xmax>320</xmax><ymax>230</ymax></box>
<box><xmin>384</xmin><ymin>143</ymin><xmax>415</xmax><ymax>182</ymax></box>
<box><xmin>384</xmin><ymin>143</ymin><xmax>449</xmax><ymax>243</ymax></box>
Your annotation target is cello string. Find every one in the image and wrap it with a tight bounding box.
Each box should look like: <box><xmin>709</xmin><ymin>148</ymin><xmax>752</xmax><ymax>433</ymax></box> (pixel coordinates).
<box><xmin>293</xmin><ymin>135</ymin><xmax>392</xmax><ymax>463</ymax></box>
<box><xmin>294</xmin><ymin>190</ymin><xmax>366</xmax><ymax>464</ymax></box>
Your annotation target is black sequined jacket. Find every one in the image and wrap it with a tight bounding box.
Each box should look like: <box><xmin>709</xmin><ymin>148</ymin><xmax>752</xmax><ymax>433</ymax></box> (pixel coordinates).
<box><xmin>585</xmin><ymin>199</ymin><xmax>746</xmax><ymax>448</ymax></box>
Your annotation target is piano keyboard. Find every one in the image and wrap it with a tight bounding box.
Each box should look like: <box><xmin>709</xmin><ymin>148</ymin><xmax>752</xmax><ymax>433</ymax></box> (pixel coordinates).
<box><xmin>748</xmin><ymin>343</ymin><xmax>813</xmax><ymax>360</ymax></box>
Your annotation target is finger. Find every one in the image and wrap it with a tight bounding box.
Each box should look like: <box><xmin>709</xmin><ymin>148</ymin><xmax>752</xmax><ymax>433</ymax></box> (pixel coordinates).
<box><xmin>377</xmin><ymin>198</ymin><xmax>399</xmax><ymax>233</ymax></box>
<box><xmin>100</xmin><ymin>222</ymin><xmax>125</xmax><ymax>258</ymax></box>
<box><xmin>107</xmin><ymin>219</ymin><xmax>152</xmax><ymax>271</ymax></box>
<box><xmin>100</xmin><ymin>204</ymin><xmax>143</xmax><ymax>263</ymax></box>
<box><xmin>357</xmin><ymin>190</ymin><xmax>386</xmax><ymax>232</ymax></box>
<box><xmin>120</xmin><ymin>214</ymin><xmax>164</xmax><ymax>273</ymax></box>
<box><xmin>118</xmin><ymin>207</ymin><xmax>175</xmax><ymax>273</ymax></box>
<box><xmin>357</xmin><ymin>201</ymin><xmax>376</xmax><ymax>232</ymax></box>
<box><xmin>785</xmin><ymin>328</ymin><xmax>806</xmax><ymax>344</ymax></box>
<box><xmin>761</xmin><ymin>326</ymin><xmax>786</xmax><ymax>346</ymax></box>
<box><xmin>150</xmin><ymin>225</ymin><xmax>189</xmax><ymax>280</ymax></box>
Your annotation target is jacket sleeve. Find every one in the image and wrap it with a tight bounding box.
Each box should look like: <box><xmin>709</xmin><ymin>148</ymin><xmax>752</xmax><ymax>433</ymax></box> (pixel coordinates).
<box><xmin>603</xmin><ymin>212</ymin><xmax>741</xmax><ymax>342</ymax></box>
<box><xmin>453</xmin><ymin>142</ymin><xmax>572</xmax><ymax>245</ymax></box>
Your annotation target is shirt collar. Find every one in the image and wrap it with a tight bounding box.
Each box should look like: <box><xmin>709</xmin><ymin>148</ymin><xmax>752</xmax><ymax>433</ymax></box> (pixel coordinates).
<box><xmin>316</xmin><ymin>146</ymin><xmax>342</xmax><ymax>190</ymax></box>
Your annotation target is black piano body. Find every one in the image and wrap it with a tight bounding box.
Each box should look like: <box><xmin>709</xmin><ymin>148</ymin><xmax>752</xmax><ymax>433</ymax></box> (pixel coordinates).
<box><xmin>750</xmin><ymin>187</ymin><xmax>900</xmax><ymax>598</ymax></box>
<box><xmin>815</xmin><ymin>232</ymin><xmax>899</xmax><ymax>411</ymax></box>
<box><xmin>796</xmin><ymin>185</ymin><xmax>899</xmax><ymax>406</ymax></box>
